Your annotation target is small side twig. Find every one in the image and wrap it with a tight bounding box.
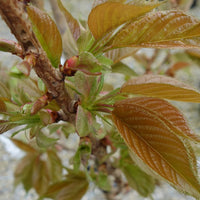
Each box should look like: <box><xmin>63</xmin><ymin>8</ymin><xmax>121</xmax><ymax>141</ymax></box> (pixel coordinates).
<box><xmin>0</xmin><ymin>0</ymin><xmax>76</xmax><ymax>123</ymax></box>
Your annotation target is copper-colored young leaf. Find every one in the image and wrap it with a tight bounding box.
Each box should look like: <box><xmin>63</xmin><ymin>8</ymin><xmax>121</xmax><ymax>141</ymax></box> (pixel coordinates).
<box><xmin>14</xmin><ymin>154</ymin><xmax>36</xmax><ymax>192</ymax></box>
<box><xmin>0</xmin><ymin>120</ymin><xmax>16</xmax><ymax>134</ymax></box>
<box><xmin>166</xmin><ymin>62</ymin><xmax>189</xmax><ymax>77</ymax></box>
<box><xmin>88</xmin><ymin>1</ymin><xmax>161</xmax><ymax>40</ymax></box>
<box><xmin>27</xmin><ymin>6</ymin><xmax>62</xmax><ymax>68</ymax></box>
<box><xmin>121</xmin><ymin>74</ymin><xmax>200</xmax><ymax>102</ymax></box>
<box><xmin>129</xmin><ymin>97</ymin><xmax>200</xmax><ymax>142</ymax></box>
<box><xmin>112</xmin><ymin>98</ymin><xmax>200</xmax><ymax>198</ymax></box>
<box><xmin>0</xmin><ymin>99</ymin><xmax>6</xmax><ymax>112</ymax></box>
<box><xmin>105</xmin><ymin>47</ymin><xmax>138</xmax><ymax>63</ymax></box>
<box><xmin>47</xmin><ymin>150</ymin><xmax>63</xmax><ymax>183</ymax></box>
<box><xmin>11</xmin><ymin>138</ymin><xmax>37</xmax><ymax>153</ymax></box>
<box><xmin>32</xmin><ymin>159</ymin><xmax>50</xmax><ymax>195</ymax></box>
<box><xmin>171</xmin><ymin>0</ymin><xmax>193</xmax><ymax>10</ymax></box>
<box><xmin>92</xmin><ymin>0</ymin><xmax>126</xmax><ymax>8</ymax></box>
<box><xmin>0</xmin><ymin>81</ymin><xmax>11</xmax><ymax>99</ymax></box>
<box><xmin>57</xmin><ymin>0</ymin><xmax>80</xmax><ymax>40</ymax></box>
<box><xmin>108</xmin><ymin>10</ymin><xmax>200</xmax><ymax>49</ymax></box>
<box><xmin>44</xmin><ymin>171</ymin><xmax>89</xmax><ymax>200</ymax></box>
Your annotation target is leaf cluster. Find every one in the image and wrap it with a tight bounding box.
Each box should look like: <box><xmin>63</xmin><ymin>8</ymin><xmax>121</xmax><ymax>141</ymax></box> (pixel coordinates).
<box><xmin>1</xmin><ymin>0</ymin><xmax>200</xmax><ymax>199</ymax></box>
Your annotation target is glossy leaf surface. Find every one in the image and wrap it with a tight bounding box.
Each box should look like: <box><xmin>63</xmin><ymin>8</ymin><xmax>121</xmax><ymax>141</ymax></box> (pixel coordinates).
<box><xmin>109</xmin><ymin>10</ymin><xmax>200</xmax><ymax>49</ymax></box>
<box><xmin>128</xmin><ymin>97</ymin><xmax>200</xmax><ymax>142</ymax></box>
<box><xmin>27</xmin><ymin>6</ymin><xmax>62</xmax><ymax>67</ymax></box>
<box><xmin>121</xmin><ymin>74</ymin><xmax>200</xmax><ymax>102</ymax></box>
<box><xmin>88</xmin><ymin>1</ymin><xmax>160</xmax><ymax>39</ymax></box>
<box><xmin>112</xmin><ymin>98</ymin><xmax>200</xmax><ymax>198</ymax></box>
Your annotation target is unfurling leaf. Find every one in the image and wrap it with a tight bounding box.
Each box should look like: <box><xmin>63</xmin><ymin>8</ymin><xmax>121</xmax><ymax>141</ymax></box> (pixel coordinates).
<box><xmin>74</xmin><ymin>71</ymin><xmax>104</xmax><ymax>104</ymax></box>
<box><xmin>76</xmin><ymin>106</ymin><xmax>99</xmax><ymax>137</ymax></box>
<box><xmin>88</xmin><ymin>1</ymin><xmax>161</xmax><ymax>39</ymax></box>
<box><xmin>36</xmin><ymin>129</ymin><xmax>58</xmax><ymax>148</ymax></box>
<box><xmin>57</xmin><ymin>0</ymin><xmax>81</xmax><ymax>40</ymax></box>
<box><xmin>121</xmin><ymin>74</ymin><xmax>200</xmax><ymax>102</ymax></box>
<box><xmin>108</xmin><ymin>10</ymin><xmax>200</xmax><ymax>49</ymax></box>
<box><xmin>27</xmin><ymin>6</ymin><xmax>62</xmax><ymax>67</ymax></box>
<box><xmin>112</xmin><ymin>98</ymin><xmax>200</xmax><ymax>198</ymax></box>
<box><xmin>44</xmin><ymin>171</ymin><xmax>89</xmax><ymax>200</ymax></box>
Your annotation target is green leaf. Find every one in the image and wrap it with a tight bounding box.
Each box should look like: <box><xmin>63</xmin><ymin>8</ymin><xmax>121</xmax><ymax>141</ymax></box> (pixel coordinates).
<box><xmin>122</xmin><ymin>163</ymin><xmax>155</xmax><ymax>196</ymax></box>
<box><xmin>77</xmin><ymin>30</ymin><xmax>95</xmax><ymax>53</ymax></box>
<box><xmin>47</xmin><ymin>150</ymin><xmax>63</xmax><ymax>183</ymax></box>
<box><xmin>111</xmin><ymin>62</ymin><xmax>137</xmax><ymax>77</ymax></box>
<box><xmin>32</xmin><ymin>159</ymin><xmax>50</xmax><ymax>195</ymax></box>
<box><xmin>120</xmin><ymin>150</ymin><xmax>155</xmax><ymax>197</ymax></box>
<box><xmin>57</xmin><ymin>0</ymin><xmax>80</xmax><ymax>40</ymax></box>
<box><xmin>74</xmin><ymin>71</ymin><xmax>103</xmax><ymax>104</ymax></box>
<box><xmin>37</xmin><ymin>78</ymin><xmax>46</xmax><ymax>92</ymax></box>
<box><xmin>76</xmin><ymin>106</ymin><xmax>96</xmax><ymax>137</ymax></box>
<box><xmin>27</xmin><ymin>5</ymin><xmax>62</xmax><ymax>67</ymax></box>
<box><xmin>91</xmin><ymin>171</ymin><xmax>111</xmax><ymax>192</ymax></box>
<box><xmin>44</xmin><ymin>171</ymin><xmax>89</xmax><ymax>200</ymax></box>
<box><xmin>73</xmin><ymin>140</ymin><xmax>91</xmax><ymax>170</ymax></box>
<box><xmin>36</xmin><ymin>130</ymin><xmax>58</xmax><ymax>148</ymax></box>
<box><xmin>78</xmin><ymin>51</ymin><xmax>104</xmax><ymax>74</ymax></box>
<box><xmin>108</xmin><ymin>10</ymin><xmax>200</xmax><ymax>49</ymax></box>
<box><xmin>88</xmin><ymin>1</ymin><xmax>161</xmax><ymax>39</ymax></box>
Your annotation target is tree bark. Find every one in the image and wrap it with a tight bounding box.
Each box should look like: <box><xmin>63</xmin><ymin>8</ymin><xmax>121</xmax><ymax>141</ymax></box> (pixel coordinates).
<box><xmin>0</xmin><ymin>0</ymin><xmax>76</xmax><ymax>123</ymax></box>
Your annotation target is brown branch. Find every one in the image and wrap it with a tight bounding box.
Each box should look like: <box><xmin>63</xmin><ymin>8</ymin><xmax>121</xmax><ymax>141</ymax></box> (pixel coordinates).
<box><xmin>0</xmin><ymin>0</ymin><xmax>76</xmax><ymax>123</ymax></box>
<box><xmin>0</xmin><ymin>39</ymin><xmax>23</xmax><ymax>57</ymax></box>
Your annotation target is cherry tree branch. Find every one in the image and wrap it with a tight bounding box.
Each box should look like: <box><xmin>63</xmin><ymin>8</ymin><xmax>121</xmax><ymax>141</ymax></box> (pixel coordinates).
<box><xmin>0</xmin><ymin>0</ymin><xmax>76</xmax><ymax>123</ymax></box>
